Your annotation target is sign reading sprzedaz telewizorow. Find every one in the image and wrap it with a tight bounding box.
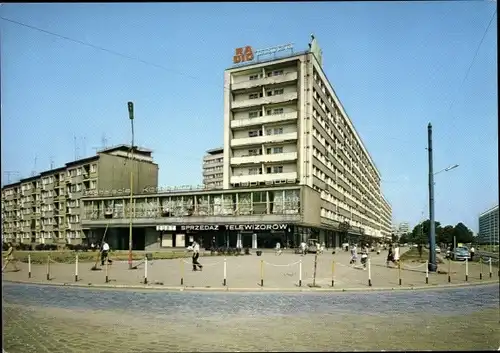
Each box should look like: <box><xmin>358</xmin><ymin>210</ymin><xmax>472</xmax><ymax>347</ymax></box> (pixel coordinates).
<box><xmin>179</xmin><ymin>224</ymin><xmax>289</xmax><ymax>232</ymax></box>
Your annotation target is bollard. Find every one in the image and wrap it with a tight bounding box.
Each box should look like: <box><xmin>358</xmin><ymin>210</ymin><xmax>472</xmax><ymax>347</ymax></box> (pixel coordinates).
<box><xmin>331</xmin><ymin>261</ymin><xmax>335</xmax><ymax>287</ymax></box>
<box><xmin>299</xmin><ymin>259</ymin><xmax>302</xmax><ymax>287</ymax></box>
<box><xmin>223</xmin><ymin>258</ymin><xmax>227</xmax><ymax>286</ymax></box>
<box><xmin>479</xmin><ymin>258</ymin><xmax>483</xmax><ymax>280</ymax></box>
<box><xmin>105</xmin><ymin>257</ymin><xmax>109</xmax><ymax>283</ymax></box>
<box><xmin>144</xmin><ymin>256</ymin><xmax>148</xmax><ymax>285</ymax></box>
<box><xmin>368</xmin><ymin>258</ymin><xmax>372</xmax><ymax>287</ymax></box>
<box><xmin>46</xmin><ymin>255</ymin><xmax>50</xmax><ymax>281</ymax></box>
<box><xmin>180</xmin><ymin>259</ymin><xmax>184</xmax><ymax>286</ymax></box>
<box><xmin>425</xmin><ymin>260</ymin><xmax>429</xmax><ymax>284</ymax></box>
<box><xmin>260</xmin><ymin>260</ymin><xmax>264</xmax><ymax>287</ymax></box>
<box><xmin>448</xmin><ymin>259</ymin><xmax>451</xmax><ymax>283</ymax></box>
<box><xmin>28</xmin><ymin>254</ymin><xmax>31</xmax><ymax>279</ymax></box>
<box><xmin>489</xmin><ymin>258</ymin><xmax>492</xmax><ymax>278</ymax></box>
<box><xmin>465</xmin><ymin>258</ymin><xmax>468</xmax><ymax>282</ymax></box>
<box><xmin>75</xmin><ymin>254</ymin><xmax>79</xmax><ymax>282</ymax></box>
<box><xmin>398</xmin><ymin>261</ymin><xmax>402</xmax><ymax>286</ymax></box>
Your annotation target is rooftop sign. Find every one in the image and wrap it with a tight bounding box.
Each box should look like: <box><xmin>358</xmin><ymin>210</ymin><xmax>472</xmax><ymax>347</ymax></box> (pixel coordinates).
<box><xmin>233</xmin><ymin>43</ymin><xmax>294</xmax><ymax>64</ymax></box>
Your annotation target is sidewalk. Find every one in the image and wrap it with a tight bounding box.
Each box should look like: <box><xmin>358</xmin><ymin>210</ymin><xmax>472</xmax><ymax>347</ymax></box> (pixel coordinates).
<box><xmin>3</xmin><ymin>249</ymin><xmax>498</xmax><ymax>292</ymax></box>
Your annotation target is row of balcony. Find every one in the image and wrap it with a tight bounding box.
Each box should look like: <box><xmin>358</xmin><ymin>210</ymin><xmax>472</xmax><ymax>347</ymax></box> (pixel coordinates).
<box><xmin>82</xmin><ymin>200</ymin><xmax>301</xmax><ymax>220</ymax></box>
<box><xmin>231</xmin><ymin>111</ymin><xmax>298</xmax><ymax>129</ymax></box>
<box><xmin>232</xmin><ymin>92</ymin><xmax>298</xmax><ymax>110</ymax></box>
<box><xmin>231</xmin><ymin>72</ymin><xmax>298</xmax><ymax>91</ymax></box>
<box><xmin>231</xmin><ymin>131</ymin><xmax>297</xmax><ymax>148</ymax></box>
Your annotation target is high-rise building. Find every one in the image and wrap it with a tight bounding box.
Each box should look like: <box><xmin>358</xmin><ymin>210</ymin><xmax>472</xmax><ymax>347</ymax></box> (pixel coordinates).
<box><xmin>478</xmin><ymin>205</ymin><xmax>499</xmax><ymax>245</ymax></box>
<box><xmin>398</xmin><ymin>222</ymin><xmax>410</xmax><ymax>234</ymax></box>
<box><xmin>202</xmin><ymin>147</ymin><xmax>224</xmax><ymax>189</ymax></box>
<box><xmin>1</xmin><ymin>145</ymin><xmax>159</xmax><ymax>245</ymax></box>
<box><xmin>222</xmin><ymin>36</ymin><xmax>392</xmax><ymax>239</ymax></box>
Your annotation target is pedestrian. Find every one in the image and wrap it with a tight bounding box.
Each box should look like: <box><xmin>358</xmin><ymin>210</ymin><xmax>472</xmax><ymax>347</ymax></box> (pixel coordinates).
<box><xmin>470</xmin><ymin>246</ymin><xmax>475</xmax><ymax>261</ymax></box>
<box><xmin>101</xmin><ymin>241</ymin><xmax>111</xmax><ymax>266</ymax></box>
<box><xmin>386</xmin><ymin>245</ymin><xmax>394</xmax><ymax>267</ymax></box>
<box><xmin>91</xmin><ymin>243</ymin><xmax>96</xmax><ymax>252</ymax></box>
<box><xmin>2</xmin><ymin>242</ymin><xmax>19</xmax><ymax>272</ymax></box>
<box><xmin>349</xmin><ymin>245</ymin><xmax>358</xmax><ymax>265</ymax></box>
<box><xmin>300</xmin><ymin>241</ymin><xmax>307</xmax><ymax>256</ymax></box>
<box><xmin>394</xmin><ymin>244</ymin><xmax>400</xmax><ymax>264</ymax></box>
<box><xmin>192</xmin><ymin>241</ymin><xmax>203</xmax><ymax>271</ymax></box>
<box><xmin>360</xmin><ymin>247</ymin><xmax>368</xmax><ymax>269</ymax></box>
<box><xmin>275</xmin><ymin>241</ymin><xmax>282</xmax><ymax>256</ymax></box>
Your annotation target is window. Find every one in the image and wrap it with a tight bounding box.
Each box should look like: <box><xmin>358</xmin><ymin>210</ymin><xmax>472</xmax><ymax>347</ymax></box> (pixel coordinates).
<box><xmin>90</xmin><ymin>164</ymin><xmax>97</xmax><ymax>173</ymax></box>
<box><xmin>249</xmin><ymin>92</ymin><xmax>262</xmax><ymax>99</ymax></box>
<box><xmin>90</xmin><ymin>180</ymin><xmax>97</xmax><ymax>189</ymax></box>
<box><xmin>267</xmin><ymin>70</ymin><xmax>283</xmax><ymax>77</ymax></box>
<box><xmin>274</xmin><ymin>127</ymin><xmax>283</xmax><ymax>135</ymax></box>
<box><xmin>248</xmin><ymin>168</ymin><xmax>262</xmax><ymax>175</ymax></box>
<box><xmin>248</xmin><ymin>111</ymin><xmax>262</xmax><ymax>118</ymax></box>
<box><xmin>76</xmin><ymin>168</ymin><xmax>82</xmax><ymax>176</ymax></box>
<box><xmin>248</xmin><ymin>148</ymin><xmax>262</xmax><ymax>156</ymax></box>
<box><xmin>248</xmin><ymin>130</ymin><xmax>262</xmax><ymax>137</ymax></box>
<box><xmin>273</xmin><ymin>147</ymin><xmax>283</xmax><ymax>154</ymax></box>
<box><xmin>249</xmin><ymin>74</ymin><xmax>259</xmax><ymax>80</ymax></box>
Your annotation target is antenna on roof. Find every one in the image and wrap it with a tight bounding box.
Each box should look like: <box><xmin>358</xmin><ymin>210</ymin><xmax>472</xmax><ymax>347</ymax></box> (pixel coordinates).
<box><xmin>50</xmin><ymin>156</ymin><xmax>55</xmax><ymax>170</ymax></box>
<box><xmin>3</xmin><ymin>171</ymin><xmax>20</xmax><ymax>185</ymax></box>
<box><xmin>74</xmin><ymin>135</ymin><xmax>80</xmax><ymax>160</ymax></box>
<box><xmin>82</xmin><ymin>136</ymin><xmax>87</xmax><ymax>158</ymax></box>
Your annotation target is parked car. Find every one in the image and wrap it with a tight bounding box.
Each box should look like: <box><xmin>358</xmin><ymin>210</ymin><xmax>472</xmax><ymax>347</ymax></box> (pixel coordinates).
<box><xmin>307</xmin><ymin>239</ymin><xmax>319</xmax><ymax>254</ymax></box>
<box><xmin>447</xmin><ymin>246</ymin><xmax>470</xmax><ymax>261</ymax></box>
<box><xmin>435</xmin><ymin>246</ymin><xmax>441</xmax><ymax>254</ymax></box>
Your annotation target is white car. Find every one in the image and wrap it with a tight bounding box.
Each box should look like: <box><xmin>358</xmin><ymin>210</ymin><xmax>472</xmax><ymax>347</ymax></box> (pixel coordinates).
<box><xmin>435</xmin><ymin>246</ymin><xmax>441</xmax><ymax>254</ymax></box>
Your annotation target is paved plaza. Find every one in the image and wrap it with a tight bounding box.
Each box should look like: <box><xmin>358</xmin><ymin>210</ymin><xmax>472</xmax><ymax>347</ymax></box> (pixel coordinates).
<box><xmin>3</xmin><ymin>248</ymin><xmax>498</xmax><ymax>291</ymax></box>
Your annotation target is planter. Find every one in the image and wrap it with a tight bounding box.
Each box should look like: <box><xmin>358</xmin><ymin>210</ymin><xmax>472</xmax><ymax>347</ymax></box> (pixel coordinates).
<box><xmin>244</xmin><ymin>248</ymin><xmax>250</xmax><ymax>255</ymax></box>
<box><xmin>256</xmin><ymin>250</ymin><xmax>262</xmax><ymax>256</ymax></box>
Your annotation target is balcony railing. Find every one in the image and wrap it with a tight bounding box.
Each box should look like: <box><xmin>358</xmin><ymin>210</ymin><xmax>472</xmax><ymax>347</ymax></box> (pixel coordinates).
<box><xmin>231</xmin><ymin>152</ymin><xmax>298</xmax><ymax>166</ymax></box>
<box><xmin>231</xmin><ymin>72</ymin><xmax>298</xmax><ymax>91</ymax></box>
<box><xmin>83</xmin><ymin>200</ymin><xmax>300</xmax><ymax>220</ymax></box>
<box><xmin>231</xmin><ymin>111</ymin><xmax>298</xmax><ymax>129</ymax></box>
<box><xmin>232</xmin><ymin>92</ymin><xmax>298</xmax><ymax>109</ymax></box>
<box><xmin>230</xmin><ymin>172</ymin><xmax>297</xmax><ymax>184</ymax></box>
<box><xmin>231</xmin><ymin>132</ymin><xmax>297</xmax><ymax>148</ymax></box>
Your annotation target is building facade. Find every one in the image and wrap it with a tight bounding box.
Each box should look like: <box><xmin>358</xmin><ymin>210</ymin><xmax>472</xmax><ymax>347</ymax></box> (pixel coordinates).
<box><xmin>223</xmin><ymin>37</ymin><xmax>392</xmax><ymax>239</ymax></box>
<box><xmin>202</xmin><ymin>147</ymin><xmax>224</xmax><ymax>189</ymax></box>
<box><xmin>1</xmin><ymin>145</ymin><xmax>159</xmax><ymax>245</ymax></box>
<box><xmin>478</xmin><ymin>205</ymin><xmax>499</xmax><ymax>245</ymax></box>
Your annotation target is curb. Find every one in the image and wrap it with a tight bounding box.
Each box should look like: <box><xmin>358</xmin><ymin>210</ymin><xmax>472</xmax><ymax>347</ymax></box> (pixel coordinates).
<box><xmin>4</xmin><ymin>279</ymin><xmax>499</xmax><ymax>293</ymax></box>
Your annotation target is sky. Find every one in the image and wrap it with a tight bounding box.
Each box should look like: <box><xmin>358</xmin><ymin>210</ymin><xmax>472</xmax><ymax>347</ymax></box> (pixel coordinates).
<box><xmin>1</xmin><ymin>2</ymin><xmax>497</xmax><ymax>232</ymax></box>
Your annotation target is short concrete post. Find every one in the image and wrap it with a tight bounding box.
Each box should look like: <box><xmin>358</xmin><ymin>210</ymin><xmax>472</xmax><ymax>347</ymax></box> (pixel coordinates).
<box><xmin>479</xmin><ymin>258</ymin><xmax>483</xmax><ymax>280</ymax></box>
<box><xmin>46</xmin><ymin>255</ymin><xmax>50</xmax><ymax>281</ymax></box>
<box><xmin>105</xmin><ymin>258</ymin><xmax>109</xmax><ymax>283</ymax></box>
<box><xmin>75</xmin><ymin>254</ymin><xmax>79</xmax><ymax>282</ymax></box>
<box><xmin>489</xmin><ymin>258</ymin><xmax>492</xmax><ymax>278</ymax></box>
<box><xmin>144</xmin><ymin>256</ymin><xmax>148</xmax><ymax>285</ymax></box>
<box><xmin>28</xmin><ymin>254</ymin><xmax>31</xmax><ymax>279</ymax></box>
<box><xmin>299</xmin><ymin>259</ymin><xmax>302</xmax><ymax>287</ymax></box>
<box><xmin>223</xmin><ymin>258</ymin><xmax>227</xmax><ymax>286</ymax></box>
<box><xmin>448</xmin><ymin>259</ymin><xmax>451</xmax><ymax>283</ymax></box>
<box><xmin>465</xmin><ymin>258</ymin><xmax>468</xmax><ymax>282</ymax></box>
<box><xmin>180</xmin><ymin>259</ymin><xmax>184</xmax><ymax>286</ymax></box>
<box><xmin>368</xmin><ymin>258</ymin><xmax>372</xmax><ymax>287</ymax></box>
<box><xmin>398</xmin><ymin>261</ymin><xmax>402</xmax><ymax>286</ymax></box>
<box><xmin>425</xmin><ymin>260</ymin><xmax>429</xmax><ymax>284</ymax></box>
<box><xmin>331</xmin><ymin>260</ymin><xmax>335</xmax><ymax>287</ymax></box>
<box><xmin>260</xmin><ymin>260</ymin><xmax>264</xmax><ymax>287</ymax></box>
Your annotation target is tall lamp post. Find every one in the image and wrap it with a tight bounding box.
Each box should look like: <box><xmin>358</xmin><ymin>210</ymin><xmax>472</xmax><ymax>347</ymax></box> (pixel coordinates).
<box><xmin>427</xmin><ymin>122</ymin><xmax>459</xmax><ymax>272</ymax></box>
<box><xmin>128</xmin><ymin>102</ymin><xmax>135</xmax><ymax>270</ymax></box>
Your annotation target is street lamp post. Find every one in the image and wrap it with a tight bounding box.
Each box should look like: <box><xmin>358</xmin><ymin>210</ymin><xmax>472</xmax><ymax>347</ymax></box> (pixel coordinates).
<box><xmin>427</xmin><ymin>122</ymin><xmax>459</xmax><ymax>272</ymax></box>
<box><xmin>128</xmin><ymin>102</ymin><xmax>135</xmax><ymax>270</ymax></box>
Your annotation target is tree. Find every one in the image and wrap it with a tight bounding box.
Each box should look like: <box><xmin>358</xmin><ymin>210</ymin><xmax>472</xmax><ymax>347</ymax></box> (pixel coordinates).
<box><xmin>339</xmin><ymin>221</ymin><xmax>351</xmax><ymax>243</ymax></box>
<box><xmin>436</xmin><ymin>225</ymin><xmax>454</xmax><ymax>245</ymax></box>
<box><xmin>411</xmin><ymin>220</ymin><xmax>443</xmax><ymax>245</ymax></box>
<box><xmin>452</xmin><ymin>222</ymin><xmax>474</xmax><ymax>244</ymax></box>
<box><xmin>399</xmin><ymin>233</ymin><xmax>411</xmax><ymax>244</ymax></box>
<box><xmin>391</xmin><ymin>232</ymin><xmax>399</xmax><ymax>244</ymax></box>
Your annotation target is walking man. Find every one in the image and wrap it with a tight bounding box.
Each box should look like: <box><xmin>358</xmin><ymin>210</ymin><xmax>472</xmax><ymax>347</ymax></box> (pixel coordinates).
<box><xmin>192</xmin><ymin>241</ymin><xmax>203</xmax><ymax>271</ymax></box>
<box><xmin>470</xmin><ymin>246</ymin><xmax>475</xmax><ymax>261</ymax></box>
<box><xmin>2</xmin><ymin>242</ymin><xmax>19</xmax><ymax>272</ymax></box>
<box><xmin>101</xmin><ymin>241</ymin><xmax>111</xmax><ymax>266</ymax></box>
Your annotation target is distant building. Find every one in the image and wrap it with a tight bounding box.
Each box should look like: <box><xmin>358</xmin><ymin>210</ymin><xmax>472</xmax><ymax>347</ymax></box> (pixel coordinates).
<box><xmin>202</xmin><ymin>147</ymin><xmax>224</xmax><ymax>189</ymax></box>
<box><xmin>398</xmin><ymin>222</ymin><xmax>410</xmax><ymax>234</ymax></box>
<box><xmin>478</xmin><ymin>205</ymin><xmax>499</xmax><ymax>245</ymax></box>
<box><xmin>1</xmin><ymin>145</ymin><xmax>159</xmax><ymax>245</ymax></box>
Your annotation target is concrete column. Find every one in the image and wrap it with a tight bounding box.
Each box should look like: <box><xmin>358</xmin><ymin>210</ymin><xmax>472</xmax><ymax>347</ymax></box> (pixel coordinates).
<box><xmin>335</xmin><ymin>233</ymin><xmax>340</xmax><ymax>249</ymax></box>
<box><xmin>237</xmin><ymin>232</ymin><xmax>242</xmax><ymax>248</ymax></box>
<box><xmin>252</xmin><ymin>233</ymin><xmax>258</xmax><ymax>249</ymax></box>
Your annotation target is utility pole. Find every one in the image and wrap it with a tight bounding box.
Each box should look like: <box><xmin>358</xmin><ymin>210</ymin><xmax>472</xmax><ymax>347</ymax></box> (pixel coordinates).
<box><xmin>128</xmin><ymin>101</ymin><xmax>135</xmax><ymax>270</ymax></box>
<box><xmin>427</xmin><ymin>123</ymin><xmax>437</xmax><ymax>272</ymax></box>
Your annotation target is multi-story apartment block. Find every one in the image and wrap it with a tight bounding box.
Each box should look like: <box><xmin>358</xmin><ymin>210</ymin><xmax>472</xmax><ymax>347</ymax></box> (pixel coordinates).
<box><xmin>202</xmin><ymin>147</ymin><xmax>224</xmax><ymax>189</ymax></box>
<box><xmin>222</xmin><ymin>37</ymin><xmax>392</xmax><ymax>239</ymax></box>
<box><xmin>2</xmin><ymin>145</ymin><xmax>159</xmax><ymax>245</ymax></box>
<box><xmin>478</xmin><ymin>205</ymin><xmax>499</xmax><ymax>245</ymax></box>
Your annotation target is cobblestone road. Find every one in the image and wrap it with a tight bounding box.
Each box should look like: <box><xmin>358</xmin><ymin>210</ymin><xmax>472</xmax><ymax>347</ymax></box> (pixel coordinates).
<box><xmin>2</xmin><ymin>283</ymin><xmax>499</xmax><ymax>352</ymax></box>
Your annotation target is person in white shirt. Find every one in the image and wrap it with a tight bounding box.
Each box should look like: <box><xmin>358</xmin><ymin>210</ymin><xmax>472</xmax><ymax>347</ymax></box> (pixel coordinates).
<box><xmin>275</xmin><ymin>242</ymin><xmax>282</xmax><ymax>256</ymax></box>
<box><xmin>300</xmin><ymin>241</ymin><xmax>307</xmax><ymax>256</ymax></box>
<box><xmin>101</xmin><ymin>241</ymin><xmax>111</xmax><ymax>265</ymax></box>
<box><xmin>394</xmin><ymin>245</ymin><xmax>400</xmax><ymax>263</ymax></box>
<box><xmin>192</xmin><ymin>241</ymin><xmax>203</xmax><ymax>271</ymax></box>
<box><xmin>470</xmin><ymin>246</ymin><xmax>475</xmax><ymax>261</ymax></box>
